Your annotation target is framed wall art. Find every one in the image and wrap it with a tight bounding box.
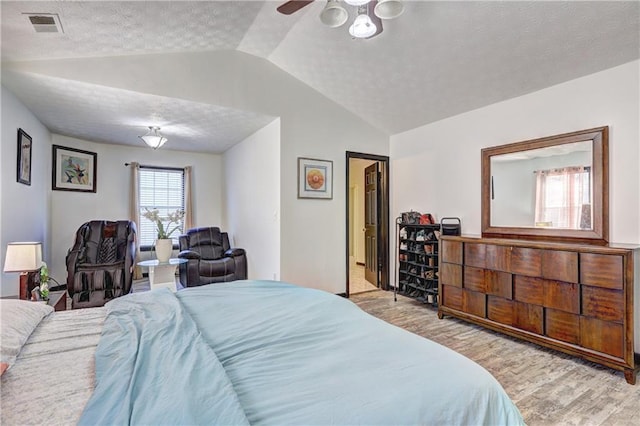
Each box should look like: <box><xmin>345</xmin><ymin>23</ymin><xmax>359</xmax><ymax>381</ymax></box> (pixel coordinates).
<box><xmin>52</xmin><ymin>145</ymin><xmax>97</xmax><ymax>192</ymax></box>
<box><xmin>298</xmin><ymin>157</ymin><xmax>333</xmax><ymax>199</ymax></box>
<box><xmin>17</xmin><ymin>128</ymin><xmax>32</xmax><ymax>186</ymax></box>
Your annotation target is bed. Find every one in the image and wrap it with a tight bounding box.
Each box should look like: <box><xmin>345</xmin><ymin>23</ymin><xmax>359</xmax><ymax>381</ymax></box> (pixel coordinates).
<box><xmin>1</xmin><ymin>280</ymin><xmax>524</xmax><ymax>425</ymax></box>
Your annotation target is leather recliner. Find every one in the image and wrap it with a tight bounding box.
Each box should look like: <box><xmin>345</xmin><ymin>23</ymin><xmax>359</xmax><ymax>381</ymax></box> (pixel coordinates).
<box><xmin>178</xmin><ymin>227</ymin><xmax>247</xmax><ymax>286</ymax></box>
<box><xmin>66</xmin><ymin>220</ymin><xmax>137</xmax><ymax>308</ymax></box>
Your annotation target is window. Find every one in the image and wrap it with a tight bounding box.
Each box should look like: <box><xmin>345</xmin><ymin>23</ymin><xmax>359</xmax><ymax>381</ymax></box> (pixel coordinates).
<box><xmin>534</xmin><ymin>166</ymin><xmax>591</xmax><ymax>229</ymax></box>
<box><xmin>138</xmin><ymin>167</ymin><xmax>185</xmax><ymax>247</ymax></box>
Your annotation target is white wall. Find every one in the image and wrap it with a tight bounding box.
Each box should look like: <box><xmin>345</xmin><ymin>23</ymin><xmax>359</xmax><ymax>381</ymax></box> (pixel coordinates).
<box><xmin>391</xmin><ymin>60</ymin><xmax>640</xmax><ymax>287</ymax></box>
<box><xmin>224</xmin><ymin>118</ymin><xmax>280</xmax><ymax>280</ymax></box>
<box><xmin>1</xmin><ymin>86</ymin><xmax>51</xmax><ymax>297</ymax></box>
<box><xmin>49</xmin><ymin>134</ymin><xmax>222</xmax><ymax>282</ymax></box>
<box><xmin>10</xmin><ymin>50</ymin><xmax>390</xmax><ymax>294</ymax></box>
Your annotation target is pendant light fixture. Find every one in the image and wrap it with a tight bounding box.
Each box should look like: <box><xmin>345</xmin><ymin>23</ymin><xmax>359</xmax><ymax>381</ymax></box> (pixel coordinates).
<box><xmin>349</xmin><ymin>6</ymin><xmax>377</xmax><ymax>39</ymax></box>
<box><xmin>139</xmin><ymin>126</ymin><xmax>167</xmax><ymax>149</ymax></box>
<box><xmin>318</xmin><ymin>0</ymin><xmax>405</xmax><ymax>39</ymax></box>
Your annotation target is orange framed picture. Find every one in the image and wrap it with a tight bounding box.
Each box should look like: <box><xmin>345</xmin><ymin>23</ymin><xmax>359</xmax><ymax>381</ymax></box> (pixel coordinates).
<box><xmin>298</xmin><ymin>157</ymin><xmax>333</xmax><ymax>199</ymax></box>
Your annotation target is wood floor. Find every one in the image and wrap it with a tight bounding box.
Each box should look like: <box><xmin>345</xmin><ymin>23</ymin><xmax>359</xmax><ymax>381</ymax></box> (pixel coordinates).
<box><xmin>350</xmin><ymin>290</ymin><xmax>640</xmax><ymax>426</ymax></box>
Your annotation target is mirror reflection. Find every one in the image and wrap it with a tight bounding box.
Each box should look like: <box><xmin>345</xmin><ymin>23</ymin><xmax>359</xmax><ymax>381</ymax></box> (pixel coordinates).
<box><xmin>490</xmin><ymin>140</ymin><xmax>592</xmax><ymax>230</ymax></box>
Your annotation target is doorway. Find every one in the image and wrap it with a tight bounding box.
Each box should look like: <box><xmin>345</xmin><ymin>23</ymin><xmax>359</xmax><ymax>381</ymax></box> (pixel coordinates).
<box><xmin>345</xmin><ymin>152</ymin><xmax>389</xmax><ymax>297</ymax></box>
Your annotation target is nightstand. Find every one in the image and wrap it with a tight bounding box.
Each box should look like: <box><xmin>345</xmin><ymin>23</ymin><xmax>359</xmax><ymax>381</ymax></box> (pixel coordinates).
<box><xmin>47</xmin><ymin>290</ymin><xmax>67</xmax><ymax>311</ymax></box>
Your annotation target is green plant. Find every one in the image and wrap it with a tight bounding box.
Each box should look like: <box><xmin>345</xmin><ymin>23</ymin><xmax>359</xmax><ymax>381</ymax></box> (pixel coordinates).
<box><xmin>39</xmin><ymin>262</ymin><xmax>50</xmax><ymax>300</ymax></box>
<box><xmin>142</xmin><ymin>208</ymin><xmax>185</xmax><ymax>239</ymax></box>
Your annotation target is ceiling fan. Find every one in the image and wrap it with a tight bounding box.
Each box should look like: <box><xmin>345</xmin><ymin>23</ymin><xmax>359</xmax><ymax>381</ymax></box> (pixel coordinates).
<box><xmin>277</xmin><ymin>0</ymin><xmax>405</xmax><ymax>39</ymax></box>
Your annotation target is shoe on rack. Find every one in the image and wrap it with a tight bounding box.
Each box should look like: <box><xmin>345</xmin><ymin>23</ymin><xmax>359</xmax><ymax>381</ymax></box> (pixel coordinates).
<box><xmin>399</xmin><ymin>227</ymin><xmax>407</xmax><ymax>239</ymax></box>
<box><xmin>400</xmin><ymin>242</ymin><xmax>408</xmax><ymax>250</ymax></box>
<box><xmin>434</xmin><ymin>230</ymin><xmax>441</xmax><ymax>240</ymax></box>
<box><xmin>416</xmin><ymin>230</ymin><xmax>425</xmax><ymax>241</ymax></box>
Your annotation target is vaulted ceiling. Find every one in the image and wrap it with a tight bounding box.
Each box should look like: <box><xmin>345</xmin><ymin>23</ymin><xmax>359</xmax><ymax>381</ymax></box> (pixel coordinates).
<box><xmin>2</xmin><ymin>1</ymin><xmax>638</xmax><ymax>153</ymax></box>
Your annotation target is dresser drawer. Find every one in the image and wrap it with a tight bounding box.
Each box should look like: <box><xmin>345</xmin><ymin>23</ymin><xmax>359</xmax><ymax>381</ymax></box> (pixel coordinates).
<box><xmin>580</xmin><ymin>253</ymin><xmax>623</xmax><ymax>289</ymax></box>
<box><xmin>545</xmin><ymin>308</ymin><xmax>580</xmax><ymax>344</ymax></box>
<box><xmin>580</xmin><ymin>316</ymin><xmax>624</xmax><ymax>359</ymax></box>
<box><xmin>513</xmin><ymin>275</ymin><xmax>543</xmax><ymax>305</ymax></box>
<box><xmin>513</xmin><ymin>301</ymin><xmax>543</xmax><ymax>334</ymax></box>
<box><xmin>462</xmin><ymin>289</ymin><xmax>486</xmax><ymax>318</ymax></box>
<box><xmin>442</xmin><ymin>285</ymin><xmax>462</xmax><ymax>311</ymax></box>
<box><xmin>441</xmin><ymin>263</ymin><xmax>462</xmax><ymax>287</ymax></box>
<box><xmin>486</xmin><ymin>270</ymin><xmax>512</xmax><ymax>299</ymax></box>
<box><xmin>441</xmin><ymin>240</ymin><xmax>463</xmax><ymax>264</ymax></box>
<box><xmin>510</xmin><ymin>247</ymin><xmax>542</xmax><ymax>277</ymax></box>
<box><xmin>465</xmin><ymin>243</ymin><xmax>486</xmax><ymax>268</ymax></box>
<box><xmin>542</xmin><ymin>250</ymin><xmax>578</xmax><ymax>283</ymax></box>
<box><xmin>463</xmin><ymin>266</ymin><xmax>485</xmax><ymax>292</ymax></box>
<box><xmin>487</xmin><ymin>296</ymin><xmax>514</xmax><ymax>326</ymax></box>
<box><xmin>582</xmin><ymin>286</ymin><xmax>624</xmax><ymax>322</ymax></box>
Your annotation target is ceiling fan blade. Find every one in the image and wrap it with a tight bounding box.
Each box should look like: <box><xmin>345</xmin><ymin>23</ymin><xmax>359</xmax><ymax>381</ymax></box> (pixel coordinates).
<box><xmin>367</xmin><ymin>1</ymin><xmax>384</xmax><ymax>39</ymax></box>
<box><xmin>277</xmin><ymin>0</ymin><xmax>315</xmax><ymax>15</ymax></box>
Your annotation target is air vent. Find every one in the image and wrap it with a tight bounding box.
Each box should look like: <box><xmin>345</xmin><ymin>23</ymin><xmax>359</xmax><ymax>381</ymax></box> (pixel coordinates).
<box><xmin>23</xmin><ymin>13</ymin><xmax>64</xmax><ymax>33</ymax></box>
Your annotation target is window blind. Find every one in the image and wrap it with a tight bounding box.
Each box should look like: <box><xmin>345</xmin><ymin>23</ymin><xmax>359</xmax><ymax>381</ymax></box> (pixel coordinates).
<box><xmin>138</xmin><ymin>167</ymin><xmax>185</xmax><ymax>247</ymax></box>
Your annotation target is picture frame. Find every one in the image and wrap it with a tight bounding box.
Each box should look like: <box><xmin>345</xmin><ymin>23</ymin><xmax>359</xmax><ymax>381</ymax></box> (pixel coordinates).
<box><xmin>52</xmin><ymin>145</ymin><xmax>97</xmax><ymax>192</ymax></box>
<box><xmin>298</xmin><ymin>157</ymin><xmax>333</xmax><ymax>199</ymax></box>
<box><xmin>17</xmin><ymin>128</ymin><xmax>32</xmax><ymax>185</ymax></box>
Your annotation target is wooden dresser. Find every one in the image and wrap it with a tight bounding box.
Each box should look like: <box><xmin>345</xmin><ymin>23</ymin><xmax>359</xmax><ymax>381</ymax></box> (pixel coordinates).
<box><xmin>439</xmin><ymin>235</ymin><xmax>640</xmax><ymax>384</ymax></box>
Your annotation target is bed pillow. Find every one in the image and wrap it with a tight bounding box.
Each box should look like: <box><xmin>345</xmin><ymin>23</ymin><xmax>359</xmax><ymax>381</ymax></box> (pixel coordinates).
<box><xmin>0</xmin><ymin>299</ymin><xmax>54</xmax><ymax>373</ymax></box>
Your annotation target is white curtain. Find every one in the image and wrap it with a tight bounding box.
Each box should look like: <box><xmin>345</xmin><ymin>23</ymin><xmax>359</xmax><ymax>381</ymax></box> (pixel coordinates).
<box><xmin>534</xmin><ymin>166</ymin><xmax>590</xmax><ymax>229</ymax></box>
<box><xmin>129</xmin><ymin>162</ymin><xmax>143</xmax><ymax>279</ymax></box>
<box><xmin>184</xmin><ymin>166</ymin><xmax>194</xmax><ymax>231</ymax></box>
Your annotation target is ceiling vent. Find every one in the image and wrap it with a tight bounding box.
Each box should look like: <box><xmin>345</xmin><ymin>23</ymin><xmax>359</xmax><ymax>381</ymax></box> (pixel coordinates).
<box><xmin>23</xmin><ymin>13</ymin><xmax>64</xmax><ymax>33</ymax></box>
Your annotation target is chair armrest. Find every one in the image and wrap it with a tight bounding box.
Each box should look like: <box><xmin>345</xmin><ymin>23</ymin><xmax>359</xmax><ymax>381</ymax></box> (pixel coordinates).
<box><xmin>224</xmin><ymin>248</ymin><xmax>245</xmax><ymax>258</ymax></box>
<box><xmin>178</xmin><ymin>250</ymin><xmax>201</xmax><ymax>260</ymax></box>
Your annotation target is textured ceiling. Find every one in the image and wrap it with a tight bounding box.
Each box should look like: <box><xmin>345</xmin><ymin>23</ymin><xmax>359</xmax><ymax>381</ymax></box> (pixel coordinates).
<box><xmin>1</xmin><ymin>1</ymin><xmax>639</xmax><ymax>153</ymax></box>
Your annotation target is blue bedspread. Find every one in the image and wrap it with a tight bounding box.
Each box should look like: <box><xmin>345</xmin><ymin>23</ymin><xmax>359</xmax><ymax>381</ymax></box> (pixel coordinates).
<box><xmin>80</xmin><ymin>280</ymin><xmax>525</xmax><ymax>425</ymax></box>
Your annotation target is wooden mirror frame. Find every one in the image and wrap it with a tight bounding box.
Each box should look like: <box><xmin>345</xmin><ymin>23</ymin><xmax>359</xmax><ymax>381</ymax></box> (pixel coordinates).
<box><xmin>481</xmin><ymin>126</ymin><xmax>609</xmax><ymax>244</ymax></box>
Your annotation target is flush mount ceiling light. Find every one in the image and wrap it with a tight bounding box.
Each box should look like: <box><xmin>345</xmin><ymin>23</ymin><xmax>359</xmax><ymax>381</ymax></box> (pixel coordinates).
<box><xmin>280</xmin><ymin>0</ymin><xmax>404</xmax><ymax>40</ymax></box>
<box><xmin>138</xmin><ymin>126</ymin><xmax>167</xmax><ymax>149</ymax></box>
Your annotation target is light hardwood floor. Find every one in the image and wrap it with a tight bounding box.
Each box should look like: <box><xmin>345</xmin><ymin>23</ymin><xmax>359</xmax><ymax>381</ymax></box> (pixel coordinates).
<box><xmin>350</xmin><ymin>290</ymin><xmax>640</xmax><ymax>426</ymax></box>
<box><xmin>349</xmin><ymin>256</ymin><xmax>378</xmax><ymax>295</ymax></box>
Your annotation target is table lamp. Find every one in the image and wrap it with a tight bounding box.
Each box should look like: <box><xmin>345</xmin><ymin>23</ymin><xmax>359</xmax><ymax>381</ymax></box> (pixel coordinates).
<box><xmin>3</xmin><ymin>242</ymin><xmax>42</xmax><ymax>299</ymax></box>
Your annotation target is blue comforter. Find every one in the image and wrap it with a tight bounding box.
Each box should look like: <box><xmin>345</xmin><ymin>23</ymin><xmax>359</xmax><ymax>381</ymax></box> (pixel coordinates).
<box><xmin>80</xmin><ymin>280</ymin><xmax>525</xmax><ymax>425</ymax></box>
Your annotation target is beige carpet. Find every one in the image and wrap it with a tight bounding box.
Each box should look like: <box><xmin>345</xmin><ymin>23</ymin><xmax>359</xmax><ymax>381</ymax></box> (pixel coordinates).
<box><xmin>350</xmin><ymin>290</ymin><xmax>640</xmax><ymax>426</ymax></box>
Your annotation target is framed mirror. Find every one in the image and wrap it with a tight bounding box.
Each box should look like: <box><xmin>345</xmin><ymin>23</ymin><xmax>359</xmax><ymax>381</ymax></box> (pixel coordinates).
<box><xmin>482</xmin><ymin>126</ymin><xmax>608</xmax><ymax>244</ymax></box>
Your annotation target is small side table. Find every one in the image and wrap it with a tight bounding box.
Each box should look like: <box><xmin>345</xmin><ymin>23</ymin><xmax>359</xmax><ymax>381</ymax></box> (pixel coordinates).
<box><xmin>137</xmin><ymin>258</ymin><xmax>187</xmax><ymax>292</ymax></box>
<box><xmin>47</xmin><ymin>290</ymin><xmax>67</xmax><ymax>311</ymax></box>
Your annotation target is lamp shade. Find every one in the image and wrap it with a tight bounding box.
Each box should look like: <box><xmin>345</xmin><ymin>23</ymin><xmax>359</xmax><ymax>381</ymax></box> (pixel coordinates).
<box><xmin>374</xmin><ymin>0</ymin><xmax>404</xmax><ymax>20</ymax></box>
<box><xmin>139</xmin><ymin>126</ymin><xmax>168</xmax><ymax>149</ymax></box>
<box><xmin>3</xmin><ymin>242</ymin><xmax>42</xmax><ymax>272</ymax></box>
<box><xmin>349</xmin><ymin>13</ymin><xmax>377</xmax><ymax>38</ymax></box>
<box><xmin>320</xmin><ymin>0</ymin><xmax>348</xmax><ymax>28</ymax></box>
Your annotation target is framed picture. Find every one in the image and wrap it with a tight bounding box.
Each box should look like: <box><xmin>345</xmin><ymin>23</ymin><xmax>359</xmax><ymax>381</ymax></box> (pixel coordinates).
<box><xmin>52</xmin><ymin>145</ymin><xmax>97</xmax><ymax>192</ymax></box>
<box><xmin>17</xmin><ymin>128</ymin><xmax>32</xmax><ymax>185</ymax></box>
<box><xmin>298</xmin><ymin>157</ymin><xmax>333</xmax><ymax>199</ymax></box>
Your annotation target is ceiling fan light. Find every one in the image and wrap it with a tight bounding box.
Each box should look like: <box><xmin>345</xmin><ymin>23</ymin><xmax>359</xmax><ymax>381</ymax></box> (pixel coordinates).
<box><xmin>320</xmin><ymin>0</ymin><xmax>348</xmax><ymax>28</ymax></box>
<box><xmin>349</xmin><ymin>13</ymin><xmax>377</xmax><ymax>38</ymax></box>
<box><xmin>344</xmin><ymin>0</ymin><xmax>370</xmax><ymax>6</ymax></box>
<box><xmin>374</xmin><ymin>0</ymin><xmax>404</xmax><ymax>20</ymax></box>
<box><xmin>139</xmin><ymin>126</ymin><xmax>167</xmax><ymax>149</ymax></box>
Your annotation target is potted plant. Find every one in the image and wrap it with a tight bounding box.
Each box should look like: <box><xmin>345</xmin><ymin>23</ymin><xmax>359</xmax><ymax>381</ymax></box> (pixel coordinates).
<box><xmin>142</xmin><ymin>208</ymin><xmax>185</xmax><ymax>262</ymax></box>
<box><xmin>39</xmin><ymin>261</ymin><xmax>50</xmax><ymax>301</ymax></box>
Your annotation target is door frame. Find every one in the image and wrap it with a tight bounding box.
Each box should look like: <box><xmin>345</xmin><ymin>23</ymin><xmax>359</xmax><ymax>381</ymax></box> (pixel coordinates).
<box><xmin>345</xmin><ymin>151</ymin><xmax>390</xmax><ymax>297</ymax></box>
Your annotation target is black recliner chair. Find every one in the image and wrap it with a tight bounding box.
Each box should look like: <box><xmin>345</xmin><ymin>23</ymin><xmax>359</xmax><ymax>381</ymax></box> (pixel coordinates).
<box><xmin>66</xmin><ymin>220</ymin><xmax>137</xmax><ymax>308</ymax></box>
<box><xmin>178</xmin><ymin>227</ymin><xmax>247</xmax><ymax>286</ymax></box>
